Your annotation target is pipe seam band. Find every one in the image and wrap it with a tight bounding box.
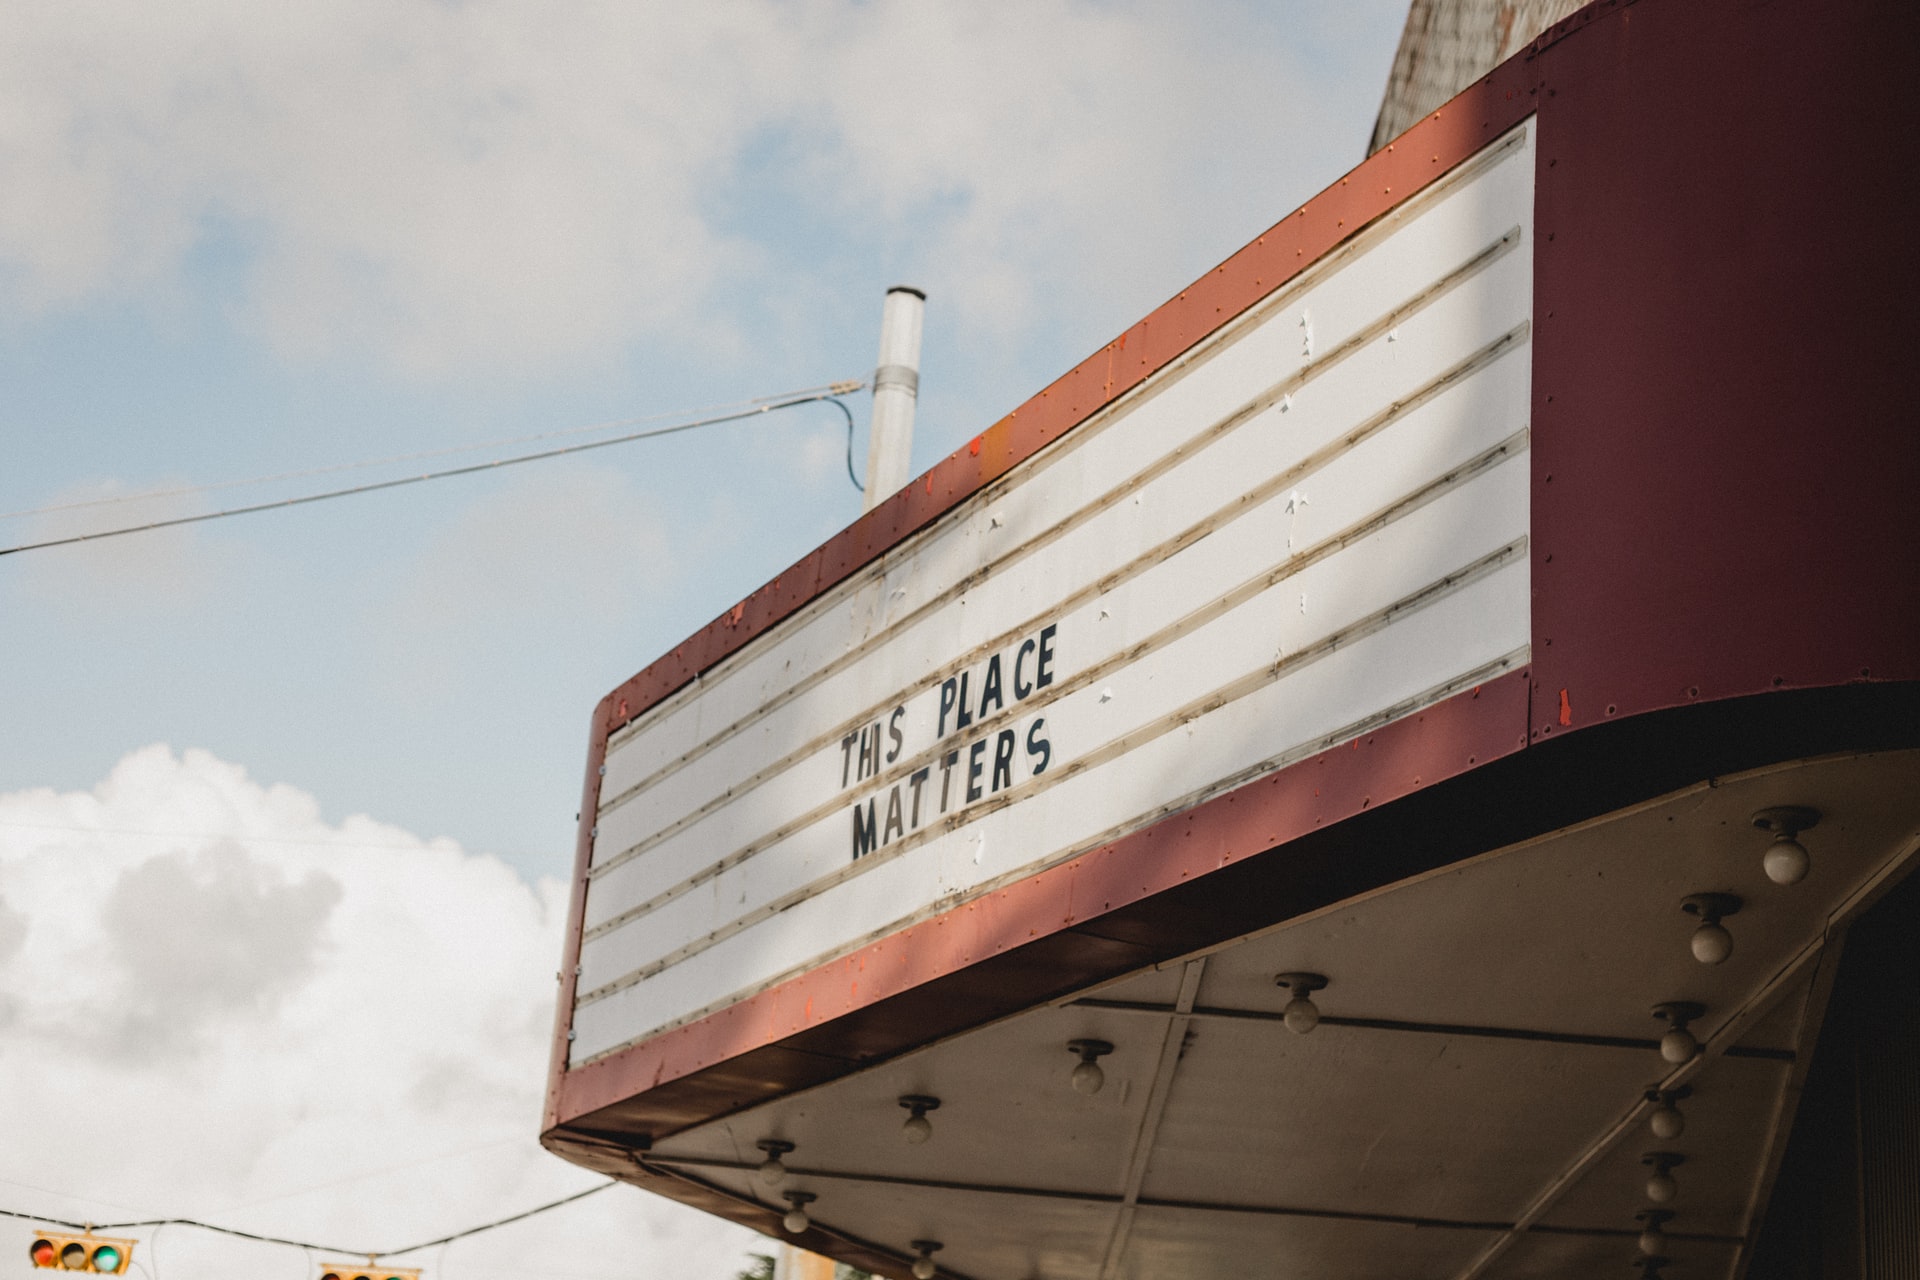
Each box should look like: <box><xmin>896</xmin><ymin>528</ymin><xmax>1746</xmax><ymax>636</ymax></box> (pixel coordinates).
<box><xmin>874</xmin><ymin>364</ymin><xmax>920</xmax><ymax>396</ymax></box>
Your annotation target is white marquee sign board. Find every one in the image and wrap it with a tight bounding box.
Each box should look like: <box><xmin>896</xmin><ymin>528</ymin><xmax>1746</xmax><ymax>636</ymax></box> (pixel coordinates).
<box><xmin>571</xmin><ymin>123</ymin><xmax>1536</xmax><ymax>1066</ymax></box>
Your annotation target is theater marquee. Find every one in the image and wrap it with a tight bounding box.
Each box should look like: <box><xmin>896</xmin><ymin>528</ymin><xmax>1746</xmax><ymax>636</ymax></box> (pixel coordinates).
<box><xmin>565</xmin><ymin>123</ymin><xmax>1537</xmax><ymax>1069</ymax></box>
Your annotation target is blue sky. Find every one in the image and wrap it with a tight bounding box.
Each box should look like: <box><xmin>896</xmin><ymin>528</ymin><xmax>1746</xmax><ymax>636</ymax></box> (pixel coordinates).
<box><xmin>0</xmin><ymin>4</ymin><xmax>1412</xmax><ymax>1274</ymax></box>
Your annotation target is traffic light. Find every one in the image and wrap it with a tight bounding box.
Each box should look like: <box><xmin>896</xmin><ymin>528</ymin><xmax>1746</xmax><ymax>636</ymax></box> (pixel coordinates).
<box><xmin>318</xmin><ymin>1263</ymin><xmax>420</xmax><ymax>1280</ymax></box>
<box><xmin>27</xmin><ymin>1232</ymin><xmax>134</xmax><ymax>1274</ymax></box>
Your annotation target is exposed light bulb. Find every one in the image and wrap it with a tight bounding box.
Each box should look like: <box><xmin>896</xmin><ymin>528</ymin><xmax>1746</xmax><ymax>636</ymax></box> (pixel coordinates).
<box><xmin>781</xmin><ymin>1192</ymin><xmax>815</xmax><ymax>1234</ymax></box>
<box><xmin>912</xmin><ymin>1258</ymin><xmax>935</xmax><ymax>1280</ymax></box>
<box><xmin>1753</xmin><ymin>806</ymin><xmax>1819</xmax><ymax>884</ymax></box>
<box><xmin>755</xmin><ymin>1139</ymin><xmax>794</xmax><ymax>1187</ymax></box>
<box><xmin>1636</xmin><ymin>1209</ymin><xmax>1673</xmax><ymax>1255</ymax></box>
<box><xmin>1690</xmin><ymin>920</ymin><xmax>1733</xmax><ymax>965</ymax></box>
<box><xmin>909</xmin><ymin>1240</ymin><xmax>942</xmax><ymax>1278</ymax></box>
<box><xmin>1680</xmin><ymin>893</ymin><xmax>1741</xmax><ymax>966</ymax></box>
<box><xmin>1652</xmin><ymin>1002</ymin><xmax>1705</xmax><ymax>1065</ymax></box>
<box><xmin>1764</xmin><ymin>836</ymin><xmax>1809</xmax><ymax>885</ymax></box>
<box><xmin>1660</xmin><ymin>1027</ymin><xmax>1698</xmax><ymax>1064</ymax></box>
<box><xmin>1650</xmin><ymin>1102</ymin><xmax>1685</xmax><ymax>1140</ymax></box>
<box><xmin>1641</xmin><ymin>1153</ymin><xmax>1683</xmax><ymax>1203</ymax></box>
<box><xmin>1067</xmin><ymin>1039</ymin><xmax>1114</xmax><ymax>1096</ymax></box>
<box><xmin>1274</xmin><ymin>973</ymin><xmax>1328</xmax><ymax>1035</ymax></box>
<box><xmin>898</xmin><ymin>1095</ymin><xmax>940</xmax><ymax>1144</ymax></box>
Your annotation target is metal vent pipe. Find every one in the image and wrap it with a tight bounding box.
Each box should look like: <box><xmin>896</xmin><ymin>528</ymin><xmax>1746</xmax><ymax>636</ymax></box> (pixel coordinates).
<box><xmin>863</xmin><ymin>286</ymin><xmax>925</xmax><ymax>512</ymax></box>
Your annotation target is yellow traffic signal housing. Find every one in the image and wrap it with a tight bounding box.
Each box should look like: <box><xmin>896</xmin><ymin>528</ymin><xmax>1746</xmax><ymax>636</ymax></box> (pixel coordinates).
<box><xmin>318</xmin><ymin>1263</ymin><xmax>421</xmax><ymax>1280</ymax></box>
<box><xmin>27</xmin><ymin>1232</ymin><xmax>135</xmax><ymax>1274</ymax></box>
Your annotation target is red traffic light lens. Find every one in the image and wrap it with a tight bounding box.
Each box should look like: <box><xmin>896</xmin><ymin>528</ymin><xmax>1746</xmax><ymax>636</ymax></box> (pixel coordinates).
<box><xmin>60</xmin><ymin>1244</ymin><xmax>87</xmax><ymax>1270</ymax></box>
<box><xmin>30</xmin><ymin>1240</ymin><xmax>56</xmax><ymax>1268</ymax></box>
<box><xmin>90</xmin><ymin>1246</ymin><xmax>122</xmax><ymax>1273</ymax></box>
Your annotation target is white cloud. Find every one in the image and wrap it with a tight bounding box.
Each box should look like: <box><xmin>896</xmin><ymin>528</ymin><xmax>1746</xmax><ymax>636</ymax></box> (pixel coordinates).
<box><xmin>0</xmin><ymin>745</ymin><xmax>761</xmax><ymax>1280</ymax></box>
<box><xmin>0</xmin><ymin>0</ymin><xmax>1371</xmax><ymax>379</ymax></box>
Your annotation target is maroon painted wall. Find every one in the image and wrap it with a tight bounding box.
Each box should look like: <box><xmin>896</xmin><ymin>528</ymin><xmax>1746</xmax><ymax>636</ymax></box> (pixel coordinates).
<box><xmin>1530</xmin><ymin>0</ymin><xmax>1920</xmax><ymax>739</ymax></box>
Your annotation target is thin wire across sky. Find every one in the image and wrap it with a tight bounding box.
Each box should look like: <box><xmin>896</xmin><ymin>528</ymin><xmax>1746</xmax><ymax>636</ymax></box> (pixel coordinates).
<box><xmin>0</xmin><ymin>380</ymin><xmax>863</xmax><ymax>559</ymax></box>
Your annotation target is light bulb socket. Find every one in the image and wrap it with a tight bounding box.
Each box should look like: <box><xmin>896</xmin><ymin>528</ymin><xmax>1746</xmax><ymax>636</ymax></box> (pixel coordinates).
<box><xmin>1652</xmin><ymin>1001</ymin><xmax>1706</xmax><ymax>1062</ymax></box>
<box><xmin>1644</xmin><ymin>1087</ymin><xmax>1690</xmax><ymax>1140</ymax></box>
<box><xmin>899</xmin><ymin>1094</ymin><xmax>940</xmax><ymax>1144</ymax></box>
<box><xmin>1751</xmin><ymin>805</ymin><xmax>1820</xmax><ymax>839</ymax></box>
<box><xmin>1641</xmin><ymin>1152</ymin><xmax>1685</xmax><ymax>1203</ymax></box>
<box><xmin>910</xmin><ymin>1239</ymin><xmax>943</xmax><ymax>1280</ymax></box>
<box><xmin>780</xmin><ymin>1191</ymin><xmax>815</xmax><ymax>1235</ymax></box>
<box><xmin>1275</xmin><ymin>972</ymin><xmax>1328</xmax><ymax>1035</ymax></box>
<box><xmin>1754</xmin><ymin>806</ymin><xmax>1819</xmax><ymax>885</ymax></box>
<box><xmin>754</xmin><ymin>1139</ymin><xmax>794</xmax><ymax>1186</ymax></box>
<box><xmin>1681</xmin><ymin>892</ymin><xmax>1742</xmax><ymax>965</ymax></box>
<box><xmin>1068</xmin><ymin>1039</ymin><xmax>1114</xmax><ymax>1095</ymax></box>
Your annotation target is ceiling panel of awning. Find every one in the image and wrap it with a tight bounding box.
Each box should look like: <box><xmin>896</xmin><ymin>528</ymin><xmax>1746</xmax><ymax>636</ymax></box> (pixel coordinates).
<box><xmin>637</xmin><ymin>748</ymin><xmax>1920</xmax><ymax>1279</ymax></box>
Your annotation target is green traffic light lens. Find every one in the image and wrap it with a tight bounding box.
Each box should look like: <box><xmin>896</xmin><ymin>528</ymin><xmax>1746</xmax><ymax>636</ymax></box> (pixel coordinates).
<box><xmin>60</xmin><ymin>1244</ymin><xmax>87</xmax><ymax>1270</ymax></box>
<box><xmin>90</xmin><ymin>1246</ymin><xmax>122</xmax><ymax>1273</ymax></box>
<box><xmin>30</xmin><ymin>1240</ymin><xmax>56</xmax><ymax>1268</ymax></box>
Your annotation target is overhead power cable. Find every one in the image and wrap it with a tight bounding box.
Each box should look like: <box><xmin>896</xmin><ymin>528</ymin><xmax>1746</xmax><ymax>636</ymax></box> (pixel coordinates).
<box><xmin>0</xmin><ymin>381</ymin><xmax>863</xmax><ymax>523</ymax></box>
<box><xmin>0</xmin><ymin>1180</ymin><xmax>618</xmax><ymax>1259</ymax></box>
<box><xmin>0</xmin><ymin>381</ymin><xmax>863</xmax><ymax>560</ymax></box>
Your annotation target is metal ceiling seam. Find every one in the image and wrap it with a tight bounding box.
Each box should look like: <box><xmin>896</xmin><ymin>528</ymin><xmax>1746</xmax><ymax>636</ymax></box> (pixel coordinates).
<box><xmin>1069</xmin><ymin>997</ymin><xmax>1792</xmax><ymax>1060</ymax></box>
<box><xmin>637</xmin><ymin>1148</ymin><xmax>1756</xmax><ymax>1241</ymax></box>
<box><xmin>1449</xmin><ymin>828</ymin><xmax>1920</xmax><ymax>1280</ymax></box>
<box><xmin>1098</xmin><ymin>958</ymin><xmax>1206</xmax><ymax>1280</ymax></box>
<box><xmin>1729</xmin><ymin>939</ymin><xmax>1843</xmax><ymax>1280</ymax></box>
